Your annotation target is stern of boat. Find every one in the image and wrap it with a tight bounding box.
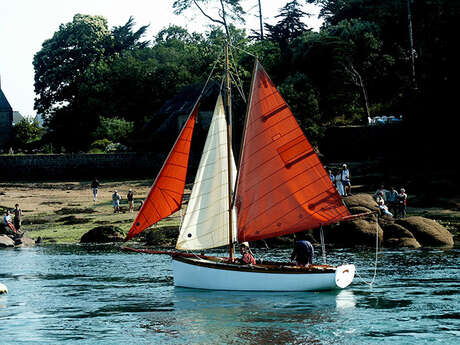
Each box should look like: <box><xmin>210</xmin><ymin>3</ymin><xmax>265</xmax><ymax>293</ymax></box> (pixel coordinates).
<box><xmin>335</xmin><ymin>264</ymin><xmax>355</xmax><ymax>289</ymax></box>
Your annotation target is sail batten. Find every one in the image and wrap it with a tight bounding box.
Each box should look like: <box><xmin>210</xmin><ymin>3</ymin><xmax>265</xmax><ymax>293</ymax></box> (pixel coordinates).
<box><xmin>235</xmin><ymin>61</ymin><xmax>350</xmax><ymax>242</ymax></box>
<box><xmin>124</xmin><ymin>101</ymin><xmax>199</xmax><ymax>242</ymax></box>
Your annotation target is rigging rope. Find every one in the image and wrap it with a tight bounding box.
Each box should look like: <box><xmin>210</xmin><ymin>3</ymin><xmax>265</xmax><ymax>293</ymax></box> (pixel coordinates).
<box><xmin>228</xmin><ymin>46</ymin><xmax>247</xmax><ymax>103</ymax></box>
<box><xmin>228</xmin><ymin>43</ymin><xmax>258</xmax><ymax>59</ymax></box>
<box><xmin>355</xmin><ymin>213</ymin><xmax>379</xmax><ymax>288</ymax></box>
<box><xmin>198</xmin><ymin>48</ymin><xmax>225</xmax><ymax>97</ymax></box>
<box><xmin>320</xmin><ymin>224</ymin><xmax>327</xmax><ymax>265</ymax></box>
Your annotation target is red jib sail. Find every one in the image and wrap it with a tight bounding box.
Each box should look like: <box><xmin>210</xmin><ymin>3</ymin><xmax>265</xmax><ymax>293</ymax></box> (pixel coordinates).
<box><xmin>124</xmin><ymin>101</ymin><xmax>199</xmax><ymax>241</ymax></box>
<box><xmin>235</xmin><ymin>62</ymin><xmax>349</xmax><ymax>242</ymax></box>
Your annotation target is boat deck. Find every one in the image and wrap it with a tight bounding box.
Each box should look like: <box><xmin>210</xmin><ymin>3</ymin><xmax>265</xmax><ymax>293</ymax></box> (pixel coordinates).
<box><xmin>173</xmin><ymin>255</ymin><xmax>337</xmax><ymax>274</ymax></box>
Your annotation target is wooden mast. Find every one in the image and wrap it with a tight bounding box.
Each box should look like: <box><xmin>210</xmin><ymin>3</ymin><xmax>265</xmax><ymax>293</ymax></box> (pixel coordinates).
<box><xmin>225</xmin><ymin>43</ymin><xmax>234</xmax><ymax>261</ymax></box>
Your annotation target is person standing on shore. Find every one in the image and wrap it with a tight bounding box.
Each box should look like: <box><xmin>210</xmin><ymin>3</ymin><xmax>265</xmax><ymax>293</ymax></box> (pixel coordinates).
<box><xmin>112</xmin><ymin>190</ymin><xmax>121</xmax><ymax>213</ymax></box>
<box><xmin>341</xmin><ymin>164</ymin><xmax>352</xmax><ymax>196</ymax></box>
<box><xmin>335</xmin><ymin>169</ymin><xmax>345</xmax><ymax>196</ymax></box>
<box><xmin>91</xmin><ymin>178</ymin><xmax>100</xmax><ymax>203</ymax></box>
<box><xmin>127</xmin><ymin>189</ymin><xmax>134</xmax><ymax>212</ymax></box>
<box><xmin>398</xmin><ymin>188</ymin><xmax>408</xmax><ymax>218</ymax></box>
<box><xmin>13</xmin><ymin>204</ymin><xmax>22</xmax><ymax>233</ymax></box>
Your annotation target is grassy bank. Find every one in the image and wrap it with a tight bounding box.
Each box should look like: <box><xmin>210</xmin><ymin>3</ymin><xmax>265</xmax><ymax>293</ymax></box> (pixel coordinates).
<box><xmin>1</xmin><ymin>179</ymin><xmax>459</xmax><ymax>245</ymax></box>
<box><xmin>0</xmin><ymin>179</ymin><xmax>183</xmax><ymax>244</ymax></box>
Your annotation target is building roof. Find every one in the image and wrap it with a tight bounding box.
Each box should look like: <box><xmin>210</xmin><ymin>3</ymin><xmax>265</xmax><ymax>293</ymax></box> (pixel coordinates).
<box><xmin>13</xmin><ymin>111</ymin><xmax>24</xmax><ymax>124</ymax></box>
<box><xmin>0</xmin><ymin>88</ymin><xmax>12</xmax><ymax>111</ymax></box>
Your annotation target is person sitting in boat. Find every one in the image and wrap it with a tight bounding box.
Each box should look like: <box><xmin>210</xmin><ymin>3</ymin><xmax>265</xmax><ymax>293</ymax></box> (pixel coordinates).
<box><xmin>239</xmin><ymin>242</ymin><xmax>256</xmax><ymax>265</ymax></box>
<box><xmin>290</xmin><ymin>233</ymin><xmax>314</xmax><ymax>267</ymax></box>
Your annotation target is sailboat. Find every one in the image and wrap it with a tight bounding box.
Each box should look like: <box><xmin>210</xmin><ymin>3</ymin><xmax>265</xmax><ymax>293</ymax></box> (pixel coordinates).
<box><xmin>124</xmin><ymin>49</ymin><xmax>356</xmax><ymax>291</ymax></box>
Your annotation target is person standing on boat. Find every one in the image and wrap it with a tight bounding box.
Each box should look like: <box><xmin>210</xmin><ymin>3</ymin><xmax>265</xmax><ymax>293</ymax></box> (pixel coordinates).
<box><xmin>290</xmin><ymin>233</ymin><xmax>314</xmax><ymax>267</ymax></box>
<box><xmin>341</xmin><ymin>164</ymin><xmax>352</xmax><ymax>196</ymax></box>
<box><xmin>127</xmin><ymin>189</ymin><xmax>134</xmax><ymax>212</ymax></box>
<box><xmin>91</xmin><ymin>178</ymin><xmax>100</xmax><ymax>203</ymax></box>
<box><xmin>239</xmin><ymin>242</ymin><xmax>256</xmax><ymax>265</ymax></box>
<box><xmin>112</xmin><ymin>190</ymin><xmax>121</xmax><ymax>213</ymax></box>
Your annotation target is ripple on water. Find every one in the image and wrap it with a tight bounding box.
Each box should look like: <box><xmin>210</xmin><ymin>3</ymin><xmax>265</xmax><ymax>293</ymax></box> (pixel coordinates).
<box><xmin>0</xmin><ymin>245</ymin><xmax>458</xmax><ymax>345</ymax></box>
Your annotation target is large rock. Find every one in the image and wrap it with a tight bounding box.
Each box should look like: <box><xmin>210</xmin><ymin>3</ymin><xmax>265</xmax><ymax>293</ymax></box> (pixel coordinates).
<box><xmin>396</xmin><ymin>217</ymin><xmax>454</xmax><ymax>247</ymax></box>
<box><xmin>14</xmin><ymin>234</ymin><xmax>36</xmax><ymax>248</ymax></box>
<box><xmin>0</xmin><ymin>235</ymin><xmax>15</xmax><ymax>248</ymax></box>
<box><xmin>343</xmin><ymin>193</ymin><xmax>379</xmax><ymax>212</ymax></box>
<box><xmin>80</xmin><ymin>226</ymin><xmax>124</xmax><ymax>243</ymax></box>
<box><xmin>380</xmin><ymin>222</ymin><xmax>421</xmax><ymax>248</ymax></box>
<box><xmin>328</xmin><ymin>218</ymin><xmax>383</xmax><ymax>247</ymax></box>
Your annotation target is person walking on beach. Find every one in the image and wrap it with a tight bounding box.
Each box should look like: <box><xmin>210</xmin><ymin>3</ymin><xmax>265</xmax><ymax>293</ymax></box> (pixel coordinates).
<box><xmin>127</xmin><ymin>189</ymin><xmax>134</xmax><ymax>213</ymax></box>
<box><xmin>112</xmin><ymin>190</ymin><xmax>121</xmax><ymax>213</ymax></box>
<box><xmin>13</xmin><ymin>204</ymin><xmax>22</xmax><ymax>232</ymax></box>
<box><xmin>91</xmin><ymin>178</ymin><xmax>100</xmax><ymax>203</ymax></box>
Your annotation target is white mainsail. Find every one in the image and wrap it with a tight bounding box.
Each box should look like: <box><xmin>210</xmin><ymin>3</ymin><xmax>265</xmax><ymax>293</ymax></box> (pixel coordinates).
<box><xmin>176</xmin><ymin>94</ymin><xmax>237</xmax><ymax>250</ymax></box>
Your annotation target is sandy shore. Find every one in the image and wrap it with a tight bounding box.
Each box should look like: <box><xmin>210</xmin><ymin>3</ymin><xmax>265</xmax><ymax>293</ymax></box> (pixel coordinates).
<box><xmin>0</xmin><ymin>179</ymin><xmax>157</xmax><ymax>243</ymax></box>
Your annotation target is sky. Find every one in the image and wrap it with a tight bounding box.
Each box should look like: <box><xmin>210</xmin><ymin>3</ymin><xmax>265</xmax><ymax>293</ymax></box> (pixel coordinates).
<box><xmin>0</xmin><ymin>0</ymin><xmax>322</xmax><ymax>119</ymax></box>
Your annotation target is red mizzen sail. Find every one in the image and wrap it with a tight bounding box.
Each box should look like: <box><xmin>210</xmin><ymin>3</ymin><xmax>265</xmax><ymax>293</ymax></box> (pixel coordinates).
<box><xmin>124</xmin><ymin>101</ymin><xmax>199</xmax><ymax>241</ymax></box>
<box><xmin>235</xmin><ymin>62</ymin><xmax>349</xmax><ymax>242</ymax></box>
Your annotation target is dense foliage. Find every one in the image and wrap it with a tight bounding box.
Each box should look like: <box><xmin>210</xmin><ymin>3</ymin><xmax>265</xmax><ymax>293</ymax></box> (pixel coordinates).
<box><xmin>31</xmin><ymin>1</ymin><xmax>457</xmax><ymax>158</ymax></box>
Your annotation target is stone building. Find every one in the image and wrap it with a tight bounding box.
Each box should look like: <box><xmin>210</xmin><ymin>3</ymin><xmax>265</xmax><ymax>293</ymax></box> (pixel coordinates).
<box><xmin>0</xmin><ymin>77</ymin><xmax>13</xmax><ymax>148</ymax></box>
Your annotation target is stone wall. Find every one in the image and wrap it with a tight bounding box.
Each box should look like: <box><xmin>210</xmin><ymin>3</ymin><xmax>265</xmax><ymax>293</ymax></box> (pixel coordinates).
<box><xmin>0</xmin><ymin>153</ymin><xmax>165</xmax><ymax>180</ymax></box>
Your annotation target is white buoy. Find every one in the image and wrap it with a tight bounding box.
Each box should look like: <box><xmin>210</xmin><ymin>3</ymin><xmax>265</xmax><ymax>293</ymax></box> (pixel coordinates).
<box><xmin>0</xmin><ymin>282</ymin><xmax>8</xmax><ymax>294</ymax></box>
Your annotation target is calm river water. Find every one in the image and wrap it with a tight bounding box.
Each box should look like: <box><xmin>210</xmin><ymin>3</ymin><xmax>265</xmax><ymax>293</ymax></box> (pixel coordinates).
<box><xmin>0</xmin><ymin>245</ymin><xmax>459</xmax><ymax>344</ymax></box>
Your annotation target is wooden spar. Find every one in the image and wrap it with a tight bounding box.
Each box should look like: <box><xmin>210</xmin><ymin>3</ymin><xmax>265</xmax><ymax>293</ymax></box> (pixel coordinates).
<box><xmin>225</xmin><ymin>43</ymin><xmax>234</xmax><ymax>261</ymax></box>
<box><xmin>121</xmin><ymin>246</ymin><xmax>211</xmax><ymax>259</ymax></box>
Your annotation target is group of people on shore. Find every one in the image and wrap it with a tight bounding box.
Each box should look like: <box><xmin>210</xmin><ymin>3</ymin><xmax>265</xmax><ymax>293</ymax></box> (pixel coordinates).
<box><xmin>2</xmin><ymin>203</ymin><xmax>22</xmax><ymax>236</ymax></box>
<box><xmin>328</xmin><ymin>164</ymin><xmax>352</xmax><ymax>197</ymax></box>
<box><xmin>327</xmin><ymin>164</ymin><xmax>408</xmax><ymax>219</ymax></box>
<box><xmin>91</xmin><ymin>178</ymin><xmax>137</xmax><ymax>213</ymax></box>
<box><xmin>374</xmin><ymin>185</ymin><xmax>407</xmax><ymax>218</ymax></box>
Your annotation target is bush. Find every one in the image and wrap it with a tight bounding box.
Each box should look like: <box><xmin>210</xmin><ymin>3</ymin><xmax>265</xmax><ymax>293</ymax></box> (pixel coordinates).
<box><xmin>90</xmin><ymin>139</ymin><xmax>113</xmax><ymax>152</ymax></box>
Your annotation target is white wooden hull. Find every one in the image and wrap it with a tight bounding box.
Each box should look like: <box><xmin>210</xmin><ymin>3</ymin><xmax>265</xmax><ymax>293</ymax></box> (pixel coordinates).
<box><xmin>172</xmin><ymin>256</ymin><xmax>355</xmax><ymax>291</ymax></box>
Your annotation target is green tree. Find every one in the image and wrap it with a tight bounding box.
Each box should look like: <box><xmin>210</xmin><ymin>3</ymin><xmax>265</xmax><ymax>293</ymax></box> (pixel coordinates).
<box><xmin>173</xmin><ymin>0</ymin><xmax>245</xmax><ymax>38</ymax></box>
<box><xmin>93</xmin><ymin>117</ymin><xmax>134</xmax><ymax>143</ymax></box>
<box><xmin>33</xmin><ymin>14</ymin><xmax>111</xmax><ymax>119</ymax></box>
<box><xmin>265</xmin><ymin>0</ymin><xmax>310</xmax><ymax>51</ymax></box>
<box><xmin>12</xmin><ymin>118</ymin><xmax>44</xmax><ymax>149</ymax></box>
